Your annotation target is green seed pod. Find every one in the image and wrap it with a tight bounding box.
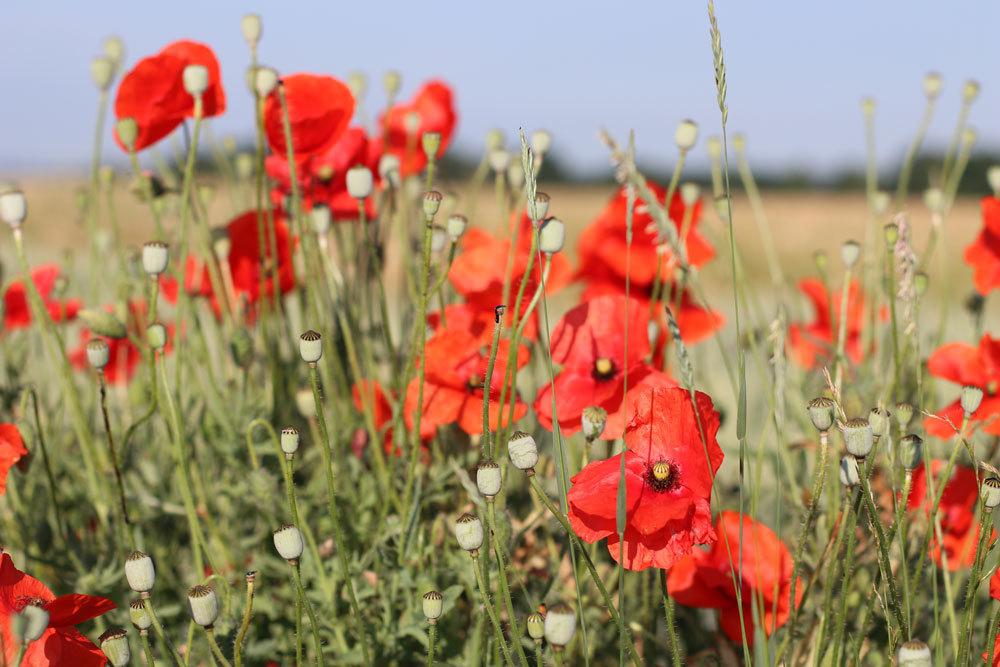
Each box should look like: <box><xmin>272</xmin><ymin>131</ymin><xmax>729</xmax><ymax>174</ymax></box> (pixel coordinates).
<box><xmin>898</xmin><ymin>434</ymin><xmax>922</xmax><ymax>471</ymax></box>
<box><xmin>807</xmin><ymin>397</ymin><xmax>836</xmax><ymax>433</ymax></box>
<box><xmin>868</xmin><ymin>407</ymin><xmax>892</xmax><ymax>440</ymax></box>
<box><xmin>422</xmin><ymin>590</ymin><xmax>443</xmax><ymax>622</ymax></box>
<box><xmin>544</xmin><ymin>603</ymin><xmax>576</xmax><ymax>647</ymax></box>
<box><xmin>79</xmin><ymin>309</ymin><xmax>127</xmax><ymax>339</ymax></box>
<box><xmin>842</xmin><ymin>418</ymin><xmax>874</xmax><ymax>459</ymax></box>
<box><xmin>99</xmin><ymin>627</ymin><xmax>131</xmax><ymax>667</ymax></box>
<box><xmin>526</xmin><ymin>612</ymin><xmax>545</xmax><ymax>640</ymax></box>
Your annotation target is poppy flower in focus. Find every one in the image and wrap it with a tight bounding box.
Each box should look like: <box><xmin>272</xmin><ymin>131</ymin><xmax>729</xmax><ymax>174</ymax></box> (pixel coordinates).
<box><xmin>0</xmin><ymin>553</ymin><xmax>115</xmax><ymax>666</ymax></box>
<box><xmin>404</xmin><ymin>327</ymin><xmax>530</xmax><ymax>437</ymax></box>
<box><xmin>427</xmin><ymin>302</ymin><xmax>496</xmax><ymax>346</ymax></box>
<box><xmin>907</xmin><ymin>461</ymin><xmax>995</xmax><ymax>570</ymax></box>
<box><xmin>668</xmin><ymin>511</ymin><xmax>801</xmax><ymax>645</ymax></box>
<box><xmin>787</xmin><ymin>278</ymin><xmax>870</xmax><ymax>369</ymax></box>
<box><xmin>69</xmin><ymin>301</ymin><xmax>169</xmax><ymax>385</ymax></box>
<box><xmin>264</xmin><ymin>74</ymin><xmax>355</xmax><ymax>160</ymax></box>
<box><xmin>924</xmin><ymin>334</ymin><xmax>1000</xmax><ymax>438</ymax></box>
<box><xmin>965</xmin><ymin>196</ymin><xmax>1000</xmax><ymax>295</ymax></box>
<box><xmin>567</xmin><ymin>386</ymin><xmax>722</xmax><ymax>570</ymax></box>
<box><xmin>534</xmin><ymin>295</ymin><xmax>676</xmax><ymax>439</ymax></box>
<box><xmin>0</xmin><ymin>424</ymin><xmax>28</xmax><ymax>494</ymax></box>
<box><xmin>3</xmin><ymin>265</ymin><xmax>80</xmax><ymax>330</ymax></box>
<box><xmin>114</xmin><ymin>40</ymin><xmax>226</xmax><ymax>151</ymax></box>
<box><xmin>379</xmin><ymin>80</ymin><xmax>457</xmax><ymax>177</ymax></box>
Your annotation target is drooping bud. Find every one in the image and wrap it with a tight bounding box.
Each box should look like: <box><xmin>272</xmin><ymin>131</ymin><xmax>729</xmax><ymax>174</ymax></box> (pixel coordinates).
<box><xmin>125</xmin><ymin>551</ymin><xmax>156</xmax><ymax>593</ymax></box>
<box><xmin>99</xmin><ymin>627</ymin><xmax>131</xmax><ymax>667</ymax></box>
<box><xmin>187</xmin><ymin>585</ymin><xmax>219</xmax><ymax>627</ymax></box>
<box><xmin>241</xmin><ymin>14</ymin><xmax>262</xmax><ymax>48</ymax></box>
<box><xmin>922</xmin><ymin>72</ymin><xmax>942</xmax><ymax>100</ymax></box>
<box><xmin>346</xmin><ymin>166</ymin><xmax>374</xmax><ymax>200</ymax></box>
<box><xmin>446</xmin><ymin>214</ymin><xmax>468</xmax><ymax>241</ymax></box>
<box><xmin>0</xmin><ymin>189</ymin><xmax>27</xmax><ymax>229</ymax></box>
<box><xmin>868</xmin><ymin>407</ymin><xmax>892</xmax><ymax>441</ymax></box>
<box><xmin>280</xmin><ymin>427</ymin><xmax>300</xmax><ymax>457</ymax></box>
<box><xmin>142</xmin><ymin>241</ymin><xmax>169</xmax><ymax>276</ymax></box>
<box><xmin>147</xmin><ymin>323</ymin><xmax>167</xmax><ymax>351</ymax></box>
<box><xmin>839</xmin><ymin>455</ymin><xmax>861</xmax><ymax>487</ymax></box>
<box><xmin>581</xmin><ymin>406</ymin><xmax>608</xmax><ymax>442</ymax></box>
<box><xmin>183</xmin><ymin>65</ymin><xmax>209</xmax><ymax>97</ymax></box>
<box><xmin>422</xmin><ymin>590</ymin><xmax>443</xmax><ymax>623</ymax></box>
<box><xmin>422</xmin><ymin>191</ymin><xmax>443</xmax><ymax>219</ymax></box>
<box><xmin>538</xmin><ymin>217</ymin><xmax>565</xmax><ymax>255</ymax></box>
<box><xmin>899</xmin><ymin>434</ymin><xmax>922</xmax><ymax>471</ymax></box>
<box><xmin>91</xmin><ymin>56</ymin><xmax>115</xmax><ymax>90</ymax></box>
<box><xmin>895</xmin><ymin>402</ymin><xmax>914</xmax><ymax>429</ymax></box>
<box><xmin>422</xmin><ymin>132</ymin><xmax>442</xmax><ymax>161</ymax></box>
<box><xmin>508</xmin><ymin>431</ymin><xmax>539</xmax><ymax>472</ymax></box>
<box><xmin>476</xmin><ymin>460</ymin><xmax>502</xmax><ymax>498</ymax></box>
<box><xmin>842</xmin><ymin>418</ymin><xmax>874</xmax><ymax>459</ymax></box>
<box><xmin>840</xmin><ymin>240</ymin><xmax>861</xmax><ymax>269</ymax></box>
<box><xmin>544</xmin><ymin>603</ymin><xmax>576</xmax><ymax>648</ymax></box>
<box><xmin>807</xmin><ymin>397</ymin><xmax>836</xmax><ymax>433</ymax></box>
<box><xmin>531</xmin><ymin>130</ymin><xmax>552</xmax><ymax>156</ymax></box>
<box><xmin>454</xmin><ymin>513</ymin><xmax>484</xmax><ymax>553</ymax></box>
<box><xmin>86</xmin><ymin>338</ymin><xmax>110</xmax><ymax>371</ymax></box>
<box><xmin>526</xmin><ymin>612</ymin><xmax>545</xmax><ymax>641</ymax></box>
<box><xmin>129</xmin><ymin>599</ymin><xmax>151</xmax><ymax>631</ymax></box>
<box><xmin>674</xmin><ymin>119</ymin><xmax>698</xmax><ymax>151</ymax></box>
<box><xmin>982</xmin><ymin>477</ymin><xmax>1000</xmax><ymax>510</ymax></box>
<box><xmin>299</xmin><ymin>330</ymin><xmax>323</xmax><ymax>364</ymax></box>
<box><xmin>961</xmin><ymin>385</ymin><xmax>984</xmax><ymax>416</ymax></box>
<box><xmin>273</xmin><ymin>524</ymin><xmax>305</xmax><ymax>561</ymax></box>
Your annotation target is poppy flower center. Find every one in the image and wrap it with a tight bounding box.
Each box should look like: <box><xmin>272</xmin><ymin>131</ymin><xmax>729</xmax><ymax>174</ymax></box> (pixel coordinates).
<box><xmin>466</xmin><ymin>373</ymin><xmax>483</xmax><ymax>392</ymax></box>
<box><xmin>592</xmin><ymin>357</ymin><xmax>617</xmax><ymax>381</ymax></box>
<box><xmin>315</xmin><ymin>165</ymin><xmax>334</xmax><ymax>182</ymax></box>
<box><xmin>988</xmin><ymin>380</ymin><xmax>998</xmax><ymax>395</ymax></box>
<box><xmin>647</xmin><ymin>460</ymin><xmax>677</xmax><ymax>492</ymax></box>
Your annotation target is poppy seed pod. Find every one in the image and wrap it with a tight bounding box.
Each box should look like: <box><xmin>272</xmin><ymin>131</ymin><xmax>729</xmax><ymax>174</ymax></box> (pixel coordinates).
<box><xmin>422</xmin><ymin>191</ymin><xmax>443</xmax><ymax>219</ymax></box>
<box><xmin>86</xmin><ymin>338</ymin><xmax>110</xmax><ymax>370</ymax></box>
<box><xmin>507</xmin><ymin>164</ymin><xmax>525</xmax><ymax>190</ymax></box>
<box><xmin>454</xmin><ymin>513</ymin><xmax>484</xmax><ymax>553</ymax></box>
<box><xmin>680</xmin><ymin>182</ymin><xmax>701</xmax><ymax>208</ymax></box>
<box><xmin>382</xmin><ymin>70</ymin><xmax>401</xmax><ymax>97</ymax></box>
<box><xmin>422</xmin><ymin>590</ymin><xmax>443</xmax><ymax>622</ymax></box>
<box><xmin>538</xmin><ymin>217</ymin><xmax>566</xmax><ymax>255</ymax></box>
<box><xmin>142</xmin><ymin>241</ymin><xmax>169</xmax><ymax>276</ymax></box>
<box><xmin>899</xmin><ymin>434</ymin><xmax>923</xmax><ymax>471</ymax></box>
<box><xmin>839</xmin><ymin>455</ymin><xmax>861</xmax><ymax>487</ymax></box>
<box><xmin>422</xmin><ymin>132</ymin><xmax>442</xmax><ymax>160</ymax></box>
<box><xmin>963</xmin><ymin>79</ymin><xmax>980</xmax><ymax>103</ymax></box>
<box><xmin>273</xmin><ymin>524</ymin><xmax>305</xmax><ymax>561</ymax></box>
<box><xmin>99</xmin><ymin>627</ymin><xmax>131</xmax><ymax>667</ymax></box>
<box><xmin>378</xmin><ymin>154</ymin><xmax>401</xmax><ymax>188</ymax></box>
<box><xmin>183</xmin><ymin>65</ymin><xmax>210</xmax><ymax>97</ymax></box>
<box><xmin>896</xmin><ymin>640</ymin><xmax>931</xmax><ymax>666</ymax></box>
<box><xmin>347</xmin><ymin>71</ymin><xmax>366</xmax><ymax>98</ymax></box>
<box><xmin>526</xmin><ymin>612</ymin><xmax>545</xmax><ymax>640</ymax></box>
<box><xmin>116</xmin><ymin>117</ymin><xmax>139</xmax><ymax>150</ymax></box>
<box><xmin>923</xmin><ymin>187</ymin><xmax>944</xmax><ymax>214</ymax></box>
<box><xmin>187</xmin><ymin>585</ymin><xmax>219</xmax><ymax>628</ymax></box>
<box><xmin>476</xmin><ymin>460</ymin><xmax>502</xmax><ymax>498</ymax></box>
<box><xmin>531</xmin><ymin>129</ymin><xmax>552</xmax><ymax>155</ymax></box>
<box><xmin>982</xmin><ymin>477</ymin><xmax>1000</xmax><ymax>510</ymax></box>
<box><xmin>807</xmin><ymin>397</ymin><xmax>836</xmax><ymax>433</ymax></box>
<box><xmin>985</xmin><ymin>166</ymin><xmax>1000</xmax><ymax>197</ymax></box>
<box><xmin>860</xmin><ymin>97</ymin><xmax>875</xmax><ymax>116</ymax></box>
<box><xmin>446</xmin><ymin>214</ymin><xmax>468</xmax><ymax>241</ymax></box>
<box><xmin>103</xmin><ymin>36</ymin><xmax>125</xmax><ymax>67</ymax></box>
<box><xmin>873</xmin><ymin>192</ymin><xmax>891</xmax><ymax>217</ymax></box>
<box><xmin>280</xmin><ymin>427</ymin><xmax>300</xmax><ymax>457</ymax></box>
<box><xmin>295</xmin><ymin>388</ymin><xmax>316</xmax><ymax>418</ymax></box>
<box><xmin>346</xmin><ymin>166</ymin><xmax>374</xmax><ymax>200</ymax></box>
<box><xmin>431</xmin><ymin>225</ymin><xmax>449</xmax><ymax>254</ymax></box>
<box><xmin>254</xmin><ymin>66</ymin><xmax>279</xmax><ymax>99</ymax></box>
<box><xmin>895</xmin><ymin>402</ymin><xmax>914</xmax><ymax>428</ymax></box>
<box><xmin>581</xmin><ymin>406</ymin><xmax>608</xmax><ymax>442</ymax></box>
<box><xmin>125</xmin><ymin>551</ymin><xmax>155</xmax><ymax>593</ymax></box>
<box><xmin>211</xmin><ymin>233</ymin><xmax>230</xmax><ymax>261</ymax></box>
<box><xmin>922</xmin><ymin>72</ymin><xmax>942</xmax><ymax>99</ymax></box>
<box><xmin>528</xmin><ymin>192</ymin><xmax>550</xmax><ymax>222</ymax></box>
<box><xmin>129</xmin><ymin>599</ymin><xmax>151</xmax><ymax>631</ymax></box>
<box><xmin>147</xmin><ymin>323</ymin><xmax>167</xmax><ymax>351</ymax></box>
<box><xmin>299</xmin><ymin>330</ymin><xmax>323</xmax><ymax>364</ymax></box>
<box><xmin>13</xmin><ymin>600</ymin><xmax>49</xmax><ymax>642</ymax></box>
<box><xmin>403</xmin><ymin>111</ymin><xmax>421</xmax><ymax>135</ymax></box>
<box><xmin>90</xmin><ymin>56</ymin><xmax>115</xmax><ymax>90</ymax></box>
<box><xmin>842</xmin><ymin>418</ymin><xmax>874</xmax><ymax>459</ymax></box>
<box><xmin>0</xmin><ymin>190</ymin><xmax>27</xmax><ymax>229</ymax></box>
<box><xmin>706</xmin><ymin>135</ymin><xmax>722</xmax><ymax>159</ymax></box>
<box><xmin>508</xmin><ymin>431</ymin><xmax>539</xmax><ymax>472</ymax></box>
<box><xmin>309</xmin><ymin>205</ymin><xmax>331</xmax><ymax>236</ymax></box>
<box><xmin>868</xmin><ymin>407</ymin><xmax>892</xmax><ymax>440</ymax></box>
<box><xmin>488</xmin><ymin>149</ymin><xmax>512</xmax><ymax>174</ymax></box>
<box><xmin>485</xmin><ymin>128</ymin><xmax>504</xmax><ymax>152</ymax></box>
<box><xmin>543</xmin><ymin>603</ymin><xmax>576</xmax><ymax>647</ymax></box>
<box><xmin>840</xmin><ymin>240</ymin><xmax>861</xmax><ymax>269</ymax></box>
<box><xmin>961</xmin><ymin>385</ymin><xmax>984</xmax><ymax>416</ymax></box>
<box><xmin>674</xmin><ymin>119</ymin><xmax>698</xmax><ymax>151</ymax></box>
<box><xmin>241</xmin><ymin>14</ymin><xmax>262</xmax><ymax>47</ymax></box>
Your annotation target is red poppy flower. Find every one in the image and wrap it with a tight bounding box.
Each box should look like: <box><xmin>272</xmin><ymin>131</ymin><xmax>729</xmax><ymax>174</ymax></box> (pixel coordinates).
<box><xmin>0</xmin><ymin>553</ymin><xmax>115</xmax><ymax>666</ymax></box>
<box><xmin>113</xmin><ymin>40</ymin><xmax>225</xmax><ymax>151</ymax></box>
<box><xmin>965</xmin><ymin>196</ymin><xmax>1000</xmax><ymax>295</ymax></box>
<box><xmin>567</xmin><ymin>386</ymin><xmax>722</xmax><ymax>570</ymax></box>
<box><xmin>264</xmin><ymin>74</ymin><xmax>355</xmax><ymax>160</ymax></box>
<box><xmin>533</xmin><ymin>295</ymin><xmax>676</xmax><ymax>439</ymax></box>
<box><xmin>0</xmin><ymin>424</ymin><xmax>27</xmax><ymax>495</ymax></box>
<box><xmin>378</xmin><ymin>81</ymin><xmax>457</xmax><ymax>177</ymax></box>
<box><xmin>991</xmin><ymin>567</ymin><xmax>1000</xmax><ymax>601</ymax></box>
<box><xmin>426</xmin><ymin>302</ymin><xmax>497</xmax><ymax>346</ymax></box>
<box><xmin>907</xmin><ymin>461</ymin><xmax>995</xmax><ymax>570</ymax></box>
<box><xmin>787</xmin><ymin>278</ymin><xmax>870</xmax><ymax>369</ymax></box>
<box><xmin>924</xmin><ymin>334</ymin><xmax>1000</xmax><ymax>438</ymax></box>
<box><xmin>988</xmin><ymin>634</ymin><xmax>1000</xmax><ymax>666</ymax></box>
<box><xmin>404</xmin><ymin>327</ymin><xmax>529</xmax><ymax>437</ymax></box>
<box><xmin>352</xmin><ymin>380</ymin><xmax>398</xmax><ymax>457</ymax></box>
<box><xmin>69</xmin><ymin>301</ymin><xmax>169</xmax><ymax>385</ymax></box>
<box><xmin>668</xmin><ymin>511</ymin><xmax>801</xmax><ymax>645</ymax></box>
<box><xmin>3</xmin><ymin>265</ymin><xmax>80</xmax><ymax>330</ymax></box>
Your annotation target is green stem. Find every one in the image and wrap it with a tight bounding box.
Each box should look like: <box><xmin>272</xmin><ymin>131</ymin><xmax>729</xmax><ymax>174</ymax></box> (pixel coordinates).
<box><xmin>204</xmin><ymin>627</ymin><xmax>233</xmax><ymax>667</ymax></box>
<box><xmin>785</xmin><ymin>430</ymin><xmax>829</xmax><ymax>628</ymax></box>
<box><xmin>140</xmin><ymin>632</ymin><xmax>157</xmax><ymax>667</ymax></box>
<box><xmin>487</xmin><ymin>501</ymin><xmax>530</xmax><ymax>667</ymax></box>
<box><xmin>426</xmin><ymin>623</ymin><xmax>437</xmax><ymax>667</ymax></box>
<box><xmin>660</xmin><ymin>570</ymin><xmax>683</xmax><ymax>667</ymax></box>
<box><xmin>143</xmin><ymin>597</ymin><xmax>184</xmax><ymax>666</ymax></box>
<box><xmin>290</xmin><ymin>562</ymin><xmax>325</xmax><ymax>666</ymax></box>
<box><xmin>957</xmin><ymin>505</ymin><xmax>993</xmax><ymax>664</ymax></box>
<box><xmin>472</xmin><ymin>553</ymin><xmax>516</xmax><ymax>667</ymax></box>
<box><xmin>233</xmin><ymin>572</ymin><xmax>256</xmax><ymax>667</ymax></box>
<box><xmin>858</xmin><ymin>471</ymin><xmax>909</xmax><ymax>638</ymax></box>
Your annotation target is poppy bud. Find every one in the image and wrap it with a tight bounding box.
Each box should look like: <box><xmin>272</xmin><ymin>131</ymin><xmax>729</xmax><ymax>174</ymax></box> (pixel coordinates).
<box><xmin>581</xmin><ymin>406</ymin><xmax>608</xmax><ymax>442</ymax></box>
<box><xmin>507</xmin><ymin>164</ymin><xmax>525</xmax><ymax>190</ymax></box>
<box><xmin>431</xmin><ymin>225</ymin><xmax>449</xmax><ymax>253</ymax></box>
<box><xmin>963</xmin><ymin>79</ymin><xmax>980</xmax><ymax>103</ymax></box>
<box><xmin>129</xmin><ymin>599</ymin><xmax>151</xmax><ymax>631</ymax></box>
<box><xmin>982</xmin><ymin>477</ymin><xmax>1000</xmax><ymax>509</ymax></box>
<box><xmin>0</xmin><ymin>189</ymin><xmax>27</xmax><ymax>229</ymax></box>
<box><xmin>896</xmin><ymin>639</ymin><xmax>931</xmax><ymax>666</ymax></box>
<box><xmin>183</xmin><ymin>65</ymin><xmax>209</xmax><ymax>98</ymax></box>
<box><xmin>528</xmin><ymin>192</ymin><xmax>550</xmax><ymax>222</ymax></box>
<box><xmin>241</xmin><ymin>14</ymin><xmax>262</xmax><ymax>47</ymax></box>
<box><xmin>422</xmin><ymin>132</ymin><xmax>442</xmax><ymax>160</ymax></box>
<box><xmin>446</xmin><ymin>214</ymin><xmax>468</xmax><ymax>241</ymax></box>
<box><xmin>187</xmin><ymin>585</ymin><xmax>219</xmax><ymax>628</ymax></box>
<box><xmin>91</xmin><ymin>56</ymin><xmax>115</xmax><ymax>90</ymax></box>
<box><xmin>422</xmin><ymin>191</ymin><xmax>443</xmax><ymax>219</ymax></box>
<box><xmin>485</xmin><ymin>128</ymin><xmax>505</xmax><ymax>152</ymax></box>
<box><xmin>508</xmin><ymin>431</ymin><xmax>539</xmax><ymax>472</ymax></box>
<box><xmin>422</xmin><ymin>590</ymin><xmax>443</xmax><ymax>623</ymax></box>
<box><xmin>13</xmin><ymin>600</ymin><xmax>48</xmax><ymax>642</ymax></box>
<box><xmin>840</xmin><ymin>240</ymin><xmax>861</xmax><ymax>269</ymax></box>
<box><xmin>147</xmin><ymin>323</ymin><xmax>167</xmax><ymax>351</ymax></box>
<box><xmin>116</xmin><ymin>118</ymin><xmax>138</xmax><ymax>150</ymax></box>
<box><xmin>807</xmin><ymin>397</ymin><xmax>836</xmax><ymax>433</ymax></box>
<box><xmin>860</xmin><ymin>97</ymin><xmax>875</xmax><ymax>116</ymax></box>
<box><xmin>103</xmin><ymin>36</ymin><xmax>125</xmax><ymax>67</ymax></box>
<box><xmin>922</xmin><ymin>72</ymin><xmax>942</xmax><ymax>99</ymax></box>
<box><xmin>86</xmin><ymin>338</ymin><xmax>110</xmax><ymax>371</ymax></box>
<box><xmin>78</xmin><ymin>309</ymin><xmax>126</xmax><ymax>339</ymax></box>
<box><xmin>872</xmin><ymin>191</ymin><xmax>890</xmax><ymax>217</ymax></box>
<box><xmin>273</xmin><ymin>524</ymin><xmax>305</xmax><ymax>561</ymax></box>
<box><xmin>455</xmin><ymin>513</ymin><xmax>484</xmax><ymax>553</ymax></box>
<box><xmin>382</xmin><ymin>70</ymin><xmax>401</xmax><ymax>98</ymax></box>
<box><xmin>839</xmin><ymin>455</ymin><xmax>861</xmax><ymax>487</ymax></box>
<box><xmin>99</xmin><ymin>627</ymin><xmax>130</xmax><ymax>667</ymax></box>
<box><xmin>347</xmin><ymin>71</ymin><xmax>366</xmax><ymax>98</ymax></box>
<box><xmin>299</xmin><ymin>330</ymin><xmax>323</xmax><ymax>364</ymax></box>
<box><xmin>280</xmin><ymin>427</ymin><xmax>300</xmax><ymax>458</ymax></box>
<box><xmin>842</xmin><ymin>418</ymin><xmax>874</xmax><ymax>459</ymax></box>
<box><xmin>378</xmin><ymin>154</ymin><xmax>401</xmax><ymax>188</ymax></box>
<box><xmin>346</xmin><ymin>166</ymin><xmax>374</xmax><ymax>200</ymax></box>
<box><xmin>125</xmin><ymin>550</ymin><xmax>156</xmax><ymax>593</ymax></box>
<box><xmin>544</xmin><ymin>603</ymin><xmax>576</xmax><ymax>648</ymax></box>
<box><xmin>539</xmin><ymin>217</ymin><xmax>565</xmax><ymax>255</ymax></box>
<box><xmin>476</xmin><ymin>460</ymin><xmax>502</xmax><ymax>498</ymax></box>
<box><xmin>923</xmin><ymin>187</ymin><xmax>944</xmax><ymax>214</ymax></box>
<box><xmin>706</xmin><ymin>135</ymin><xmax>722</xmax><ymax>159</ymax></box>
<box><xmin>254</xmin><ymin>66</ymin><xmax>279</xmax><ymax>98</ymax></box>
<box><xmin>531</xmin><ymin>129</ymin><xmax>552</xmax><ymax>156</ymax></box>
<box><xmin>674</xmin><ymin>119</ymin><xmax>698</xmax><ymax>151</ymax></box>
<box><xmin>961</xmin><ymin>385</ymin><xmax>984</xmax><ymax>416</ymax></box>
<box><xmin>895</xmin><ymin>402</ymin><xmax>914</xmax><ymax>428</ymax></box>
<box><xmin>813</xmin><ymin>249</ymin><xmax>828</xmax><ymax>271</ymax></box>
<box><xmin>142</xmin><ymin>241</ymin><xmax>169</xmax><ymax>276</ymax></box>
<box><xmin>680</xmin><ymin>182</ymin><xmax>701</xmax><ymax>208</ymax></box>
<box><xmin>296</xmin><ymin>388</ymin><xmax>316</xmax><ymax>418</ymax></box>
<box><xmin>899</xmin><ymin>434</ymin><xmax>922</xmax><ymax>471</ymax></box>
<box><xmin>868</xmin><ymin>407</ymin><xmax>892</xmax><ymax>440</ymax></box>
<box><xmin>488</xmin><ymin>149</ymin><xmax>512</xmax><ymax>174</ymax></box>
<box><xmin>526</xmin><ymin>612</ymin><xmax>545</xmax><ymax>641</ymax></box>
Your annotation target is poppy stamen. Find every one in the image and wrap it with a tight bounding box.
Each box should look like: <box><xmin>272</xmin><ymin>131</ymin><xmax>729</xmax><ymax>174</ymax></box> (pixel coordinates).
<box><xmin>466</xmin><ymin>373</ymin><xmax>483</xmax><ymax>392</ymax></box>
<box><xmin>592</xmin><ymin>357</ymin><xmax>616</xmax><ymax>381</ymax></box>
<box><xmin>647</xmin><ymin>460</ymin><xmax>677</xmax><ymax>492</ymax></box>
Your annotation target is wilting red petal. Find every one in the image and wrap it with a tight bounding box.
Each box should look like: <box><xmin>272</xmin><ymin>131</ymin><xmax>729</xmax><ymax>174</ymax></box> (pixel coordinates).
<box><xmin>264</xmin><ymin>74</ymin><xmax>355</xmax><ymax>159</ymax></box>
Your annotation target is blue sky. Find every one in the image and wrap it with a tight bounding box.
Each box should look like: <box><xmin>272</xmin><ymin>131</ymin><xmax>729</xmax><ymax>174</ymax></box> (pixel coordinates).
<box><xmin>0</xmin><ymin>1</ymin><xmax>996</xmax><ymax>176</ymax></box>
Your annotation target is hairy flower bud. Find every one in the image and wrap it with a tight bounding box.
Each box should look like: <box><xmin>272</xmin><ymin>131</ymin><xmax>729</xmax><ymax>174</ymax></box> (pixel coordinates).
<box><xmin>142</xmin><ymin>241</ymin><xmax>169</xmax><ymax>276</ymax></box>
<box><xmin>507</xmin><ymin>431</ymin><xmax>538</xmax><ymax>472</ymax></box>
<box><xmin>842</xmin><ymin>418</ymin><xmax>874</xmax><ymax>459</ymax></box>
<box><xmin>476</xmin><ymin>460</ymin><xmax>502</xmax><ymax>498</ymax></box>
<box><xmin>86</xmin><ymin>338</ymin><xmax>110</xmax><ymax>371</ymax></box>
<box><xmin>544</xmin><ymin>603</ymin><xmax>576</xmax><ymax>647</ymax></box>
<box><xmin>454</xmin><ymin>513</ymin><xmax>484</xmax><ymax>553</ymax></box>
<box><xmin>125</xmin><ymin>551</ymin><xmax>155</xmax><ymax>593</ymax></box>
<box><xmin>99</xmin><ymin>627</ymin><xmax>131</xmax><ymax>667</ymax></box>
<box><xmin>807</xmin><ymin>397</ymin><xmax>836</xmax><ymax>433</ymax></box>
<box><xmin>187</xmin><ymin>585</ymin><xmax>219</xmax><ymax>627</ymax></box>
<box><xmin>422</xmin><ymin>590</ymin><xmax>443</xmax><ymax>622</ymax></box>
<box><xmin>273</xmin><ymin>524</ymin><xmax>305</xmax><ymax>561</ymax></box>
<box><xmin>299</xmin><ymin>330</ymin><xmax>323</xmax><ymax>364</ymax></box>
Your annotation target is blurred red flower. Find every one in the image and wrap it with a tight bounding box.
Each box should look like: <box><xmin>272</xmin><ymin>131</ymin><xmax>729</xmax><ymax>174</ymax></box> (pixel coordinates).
<box><xmin>352</xmin><ymin>380</ymin><xmax>398</xmax><ymax>457</ymax></box>
<box><xmin>3</xmin><ymin>265</ymin><xmax>80</xmax><ymax>330</ymax></box>
<box><xmin>0</xmin><ymin>424</ymin><xmax>28</xmax><ymax>494</ymax></box>
<box><xmin>533</xmin><ymin>295</ymin><xmax>675</xmax><ymax>439</ymax></box>
<box><xmin>378</xmin><ymin>81</ymin><xmax>457</xmax><ymax>177</ymax></box>
<box><xmin>567</xmin><ymin>386</ymin><xmax>722</xmax><ymax>570</ymax></box>
<box><xmin>0</xmin><ymin>553</ymin><xmax>115</xmax><ymax>666</ymax></box>
<box><xmin>114</xmin><ymin>40</ymin><xmax>226</xmax><ymax>151</ymax></box>
<box><xmin>787</xmin><ymin>278</ymin><xmax>869</xmax><ymax>369</ymax></box>
<box><xmin>668</xmin><ymin>511</ymin><xmax>801</xmax><ymax>645</ymax></box>
<box><xmin>263</xmin><ymin>74</ymin><xmax>355</xmax><ymax>160</ymax></box>
<box><xmin>924</xmin><ymin>334</ymin><xmax>1000</xmax><ymax>438</ymax></box>
<box><xmin>404</xmin><ymin>327</ymin><xmax>529</xmax><ymax>437</ymax></box>
<box><xmin>966</xmin><ymin>196</ymin><xmax>1000</xmax><ymax>295</ymax></box>
<box><xmin>69</xmin><ymin>301</ymin><xmax>169</xmax><ymax>385</ymax></box>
